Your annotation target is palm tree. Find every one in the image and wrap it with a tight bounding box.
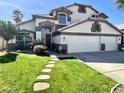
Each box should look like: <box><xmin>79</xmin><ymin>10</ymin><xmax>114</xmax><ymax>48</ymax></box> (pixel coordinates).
<box><xmin>115</xmin><ymin>0</ymin><xmax>124</xmax><ymax>9</ymax></box>
<box><xmin>0</xmin><ymin>20</ymin><xmax>18</xmax><ymax>51</ymax></box>
<box><xmin>12</xmin><ymin>9</ymin><xmax>23</xmax><ymax>23</ymax></box>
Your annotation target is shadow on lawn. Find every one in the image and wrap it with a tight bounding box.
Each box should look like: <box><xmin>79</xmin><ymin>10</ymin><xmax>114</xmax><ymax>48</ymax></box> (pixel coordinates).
<box><xmin>0</xmin><ymin>53</ymin><xmax>18</xmax><ymax>64</ymax></box>
<box><xmin>58</xmin><ymin>56</ymin><xmax>76</xmax><ymax>60</ymax></box>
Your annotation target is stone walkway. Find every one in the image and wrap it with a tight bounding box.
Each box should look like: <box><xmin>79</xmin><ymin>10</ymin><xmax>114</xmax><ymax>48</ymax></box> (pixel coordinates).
<box><xmin>33</xmin><ymin>55</ymin><xmax>58</xmax><ymax>91</ymax></box>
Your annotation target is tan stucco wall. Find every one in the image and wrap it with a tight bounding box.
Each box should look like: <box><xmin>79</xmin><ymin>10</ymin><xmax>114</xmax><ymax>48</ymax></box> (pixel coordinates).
<box><xmin>62</xmin><ymin>21</ymin><xmax>121</xmax><ymax>35</ymax></box>
<box><xmin>19</xmin><ymin>20</ymin><xmax>35</xmax><ymax>31</ymax></box>
<box><xmin>67</xmin><ymin>5</ymin><xmax>97</xmax><ymax>23</ymax></box>
<box><xmin>36</xmin><ymin>18</ymin><xmax>55</xmax><ymax>27</ymax></box>
<box><xmin>0</xmin><ymin>37</ymin><xmax>7</xmax><ymax>50</ymax></box>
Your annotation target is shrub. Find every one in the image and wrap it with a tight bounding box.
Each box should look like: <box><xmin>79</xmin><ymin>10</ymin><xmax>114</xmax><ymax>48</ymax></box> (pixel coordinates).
<box><xmin>15</xmin><ymin>41</ymin><xmax>30</xmax><ymax>50</ymax></box>
<box><xmin>33</xmin><ymin>45</ymin><xmax>48</xmax><ymax>55</ymax></box>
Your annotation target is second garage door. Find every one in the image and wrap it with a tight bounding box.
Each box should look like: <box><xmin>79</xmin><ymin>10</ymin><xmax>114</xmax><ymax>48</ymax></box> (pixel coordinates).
<box><xmin>101</xmin><ymin>36</ymin><xmax>117</xmax><ymax>51</ymax></box>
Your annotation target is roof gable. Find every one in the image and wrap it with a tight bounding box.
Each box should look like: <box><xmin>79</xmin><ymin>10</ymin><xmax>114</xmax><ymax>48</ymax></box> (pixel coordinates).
<box><xmin>66</xmin><ymin>2</ymin><xmax>99</xmax><ymax>13</ymax></box>
<box><xmin>58</xmin><ymin>18</ymin><xmax>122</xmax><ymax>34</ymax></box>
<box><xmin>16</xmin><ymin>19</ymin><xmax>34</xmax><ymax>26</ymax></box>
<box><xmin>49</xmin><ymin>7</ymin><xmax>72</xmax><ymax>15</ymax></box>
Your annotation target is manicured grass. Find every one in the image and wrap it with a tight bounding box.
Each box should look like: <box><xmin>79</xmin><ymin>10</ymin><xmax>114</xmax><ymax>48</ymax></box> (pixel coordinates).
<box><xmin>0</xmin><ymin>53</ymin><xmax>116</xmax><ymax>93</ymax></box>
<box><xmin>41</xmin><ymin>59</ymin><xmax>116</xmax><ymax>93</ymax></box>
<box><xmin>0</xmin><ymin>53</ymin><xmax>49</xmax><ymax>93</ymax></box>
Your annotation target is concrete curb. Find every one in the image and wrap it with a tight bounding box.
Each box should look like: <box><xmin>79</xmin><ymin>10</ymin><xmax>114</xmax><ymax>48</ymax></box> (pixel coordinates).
<box><xmin>110</xmin><ymin>84</ymin><xmax>121</xmax><ymax>93</ymax></box>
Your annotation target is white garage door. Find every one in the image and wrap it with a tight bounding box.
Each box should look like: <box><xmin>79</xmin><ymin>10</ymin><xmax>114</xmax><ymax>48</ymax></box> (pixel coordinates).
<box><xmin>101</xmin><ymin>36</ymin><xmax>117</xmax><ymax>51</ymax></box>
<box><xmin>68</xmin><ymin>36</ymin><xmax>100</xmax><ymax>53</ymax></box>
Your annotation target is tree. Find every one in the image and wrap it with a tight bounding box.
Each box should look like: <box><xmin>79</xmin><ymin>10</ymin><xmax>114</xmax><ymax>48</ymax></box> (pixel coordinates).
<box><xmin>0</xmin><ymin>20</ymin><xmax>18</xmax><ymax>51</ymax></box>
<box><xmin>12</xmin><ymin>9</ymin><xmax>23</xmax><ymax>23</ymax></box>
<box><xmin>115</xmin><ymin>0</ymin><xmax>124</xmax><ymax>9</ymax></box>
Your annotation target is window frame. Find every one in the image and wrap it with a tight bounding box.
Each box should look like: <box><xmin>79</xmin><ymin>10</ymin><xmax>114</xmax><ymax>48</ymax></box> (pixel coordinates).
<box><xmin>78</xmin><ymin>6</ymin><xmax>86</xmax><ymax>13</ymax></box>
<box><xmin>41</xmin><ymin>26</ymin><xmax>51</xmax><ymax>32</ymax></box>
<box><xmin>58</xmin><ymin>12</ymin><xmax>67</xmax><ymax>25</ymax></box>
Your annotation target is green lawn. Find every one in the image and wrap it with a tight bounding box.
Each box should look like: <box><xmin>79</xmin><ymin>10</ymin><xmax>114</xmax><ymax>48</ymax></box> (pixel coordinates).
<box><xmin>0</xmin><ymin>53</ymin><xmax>116</xmax><ymax>93</ymax></box>
<box><xmin>0</xmin><ymin>53</ymin><xmax>49</xmax><ymax>93</ymax></box>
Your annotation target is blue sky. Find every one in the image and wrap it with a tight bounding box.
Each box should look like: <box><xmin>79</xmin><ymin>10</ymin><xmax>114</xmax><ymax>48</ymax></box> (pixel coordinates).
<box><xmin>0</xmin><ymin>0</ymin><xmax>124</xmax><ymax>25</ymax></box>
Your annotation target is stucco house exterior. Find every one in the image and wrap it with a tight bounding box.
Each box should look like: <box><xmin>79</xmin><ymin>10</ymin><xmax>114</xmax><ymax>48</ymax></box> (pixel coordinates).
<box><xmin>0</xmin><ymin>36</ymin><xmax>16</xmax><ymax>51</ymax></box>
<box><xmin>17</xmin><ymin>3</ymin><xmax>122</xmax><ymax>53</ymax></box>
<box><xmin>0</xmin><ymin>37</ymin><xmax>6</xmax><ymax>51</ymax></box>
<box><xmin>0</xmin><ymin>37</ymin><xmax>3</xmax><ymax>50</ymax></box>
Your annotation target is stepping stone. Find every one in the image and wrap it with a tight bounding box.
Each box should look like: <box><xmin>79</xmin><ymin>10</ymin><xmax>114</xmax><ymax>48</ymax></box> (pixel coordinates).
<box><xmin>33</xmin><ymin>82</ymin><xmax>50</xmax><ymax>91</ymax></box>
<box><xmin>50</xmin><ymin>55</ymin><xmax>57</xmax><ymax>58</ymax></box>
<box><xmin>42</xmin><ymin>68</ymin><xmax>52</xmax><ymax>73</ymax></box>
<box><xmin>45</xmin><ymin>64</ymin><xmax>55</xmax><ymax>68</ymax></box>
<box><xmin>51</xmin><ymin>58</ymin><xmax>58</xmax><ymax>61</ymax></box>
<box><xmin>37</xmin><ymin>75</ymin><xmax>50</xmax><ymax>80</ymax></box>
<box><xmin>49</xmin><ymin>61</ymin><xmax>56</xmax><ymax>64</ymax></box>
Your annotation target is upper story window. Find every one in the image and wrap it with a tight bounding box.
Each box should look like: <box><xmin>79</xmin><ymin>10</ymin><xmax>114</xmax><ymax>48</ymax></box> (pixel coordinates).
<box><xmin>58</xmin><ymin>13</ymin><xmax>67</xmax><ymax>24</ymax></box>
<box><xmin>91</xmin><ymin>22</ymin><xmax>101</xmax><ymax>32</ymax></box>
<box><xmin>78</xmin><ymin>6</ymin><xmax>86</xmax><ymax>13</ymax></box>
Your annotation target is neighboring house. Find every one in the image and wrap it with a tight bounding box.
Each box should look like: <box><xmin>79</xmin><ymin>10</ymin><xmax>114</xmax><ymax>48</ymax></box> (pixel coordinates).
<box><xmin>17</xmin><ymin>3</ymin><xmax>122</xmax><ymax>53</ymax></box>
<box><xmin>0</xmin><ymin>36</ymin><xmax>16</xmax><ymax>51</ymax></box>
<box><xmin>0</xmin><ymin>36</ymin><xmax>6</xmax><ymax>51</ymax></box>
<box><xmin>116</xmin><ymin>24</ymin><xmax>124</xmax><ymax>46</ymax></box>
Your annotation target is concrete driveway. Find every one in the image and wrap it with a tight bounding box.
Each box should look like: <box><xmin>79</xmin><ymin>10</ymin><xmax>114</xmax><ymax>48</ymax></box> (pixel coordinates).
<box><xmin>71</xmin><ymin>51</ymin><xmax>124</xmax><ymax>85</ymax></box>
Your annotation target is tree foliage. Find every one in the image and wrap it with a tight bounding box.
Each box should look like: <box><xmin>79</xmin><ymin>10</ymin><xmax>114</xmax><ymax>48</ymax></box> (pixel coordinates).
<box><xmin>0</xmin><ymin>20</ymin><xmax>18</xmax><ymax>42</ymax></box>
<box><xmin>115</xmin><ymin>0</ymin><xmax>124</xmax><ymax>9</ymax></box>
<box><xmin>12</xmin><ymin>9</ymin><xmax>23</xmax><ymax>23</ymax></box>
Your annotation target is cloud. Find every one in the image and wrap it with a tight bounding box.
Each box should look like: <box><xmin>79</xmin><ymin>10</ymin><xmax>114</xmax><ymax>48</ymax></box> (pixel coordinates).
<box><xmin>0</xmin><ymin>1</ymin><xmax>21</xmax><ymax>8</ymax></box>
<box><xmin>0</xmin><ymin>0</ymin><xmax>35</xmax><ymax>13</ymax></box>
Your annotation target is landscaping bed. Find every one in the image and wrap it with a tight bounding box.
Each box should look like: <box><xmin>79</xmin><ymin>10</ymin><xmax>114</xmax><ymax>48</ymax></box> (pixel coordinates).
<box><xmin>0</xmin><ymin>53</ymin><xmax>116</xmax><ymax>93</ymax></box>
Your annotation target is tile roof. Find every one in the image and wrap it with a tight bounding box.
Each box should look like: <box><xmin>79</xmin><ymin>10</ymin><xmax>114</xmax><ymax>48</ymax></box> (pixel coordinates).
<box><xmin>116</xmin><ymin>24</ymin><xmax>124</xmax><ymax>30</ymax></box>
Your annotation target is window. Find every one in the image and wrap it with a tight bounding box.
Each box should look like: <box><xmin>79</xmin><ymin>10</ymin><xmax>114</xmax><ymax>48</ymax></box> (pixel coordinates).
<box><xmin>92</xmin><ymin>15</ymin><xmax>96</xmax><ymax>18</ymax></box>
<box><xmin>58</xmin><ymin>13</ymin><xmax>67</xmax><ymax>24</ymax></box>
<box><xmin>91</xmin><ymin>22</ymin><xmax>101</xmax><ymax>32</ymax></box>
<box><xmin>41</xmin><ymin>27</ymin><xmax>51</xmax><ymax>32</ymax></box>
<box><xmin>78</xmin><ymin>6</ymin><xmax>86</xmax><ymax>13</ymax></box>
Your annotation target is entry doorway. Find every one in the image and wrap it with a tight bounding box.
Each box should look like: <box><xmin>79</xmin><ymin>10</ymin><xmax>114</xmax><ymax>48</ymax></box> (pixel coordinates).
<box><xmin>41</xmin><ymin>26</ymin><xmax>52</xmax><ymax>48</ymax></box>
<box><xmin>46</xmin><ymin>34</ymin><xmax>51</xmax><ymax>48</ymax></box>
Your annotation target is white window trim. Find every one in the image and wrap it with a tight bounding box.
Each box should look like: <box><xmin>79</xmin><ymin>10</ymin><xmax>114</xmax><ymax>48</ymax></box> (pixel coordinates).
<box><xmin>58</xmin><ymin>12</ymin><xmax>67</xmax><ymax>25</ymax></box>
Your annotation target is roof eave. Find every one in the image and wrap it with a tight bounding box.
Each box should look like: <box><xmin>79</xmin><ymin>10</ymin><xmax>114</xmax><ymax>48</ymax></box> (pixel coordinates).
<box><xmin>16</xmin><ymin>19</ymin><xmax>34</xmax><ymax>26</ymax></box>
<box><xmin>59</xmin><ymin>18</ymin><xmax>122</xmax><ymax>34</ymax></box>
<box><xmin>32</xmin><ymin>15</ymin><xmax>55</xmax><ymax>19</ymax></box>
<box><xmin>49</xmin><ymin>7</ymin><xmax>73</xmax><ymax>15</ymax></box>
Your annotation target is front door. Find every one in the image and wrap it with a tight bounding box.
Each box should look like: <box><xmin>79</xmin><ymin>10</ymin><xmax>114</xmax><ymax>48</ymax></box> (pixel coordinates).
<box><xmin>46</xmin><ymin>34</ymin><xmax>51</xmax><ymax>48</ymax></box>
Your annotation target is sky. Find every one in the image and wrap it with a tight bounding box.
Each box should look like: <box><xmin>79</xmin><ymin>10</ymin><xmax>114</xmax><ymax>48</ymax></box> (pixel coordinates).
<box><xmin>0</xmin><ymin>0</ymin><xmax>124</xmax><ymax>25</ymax></box>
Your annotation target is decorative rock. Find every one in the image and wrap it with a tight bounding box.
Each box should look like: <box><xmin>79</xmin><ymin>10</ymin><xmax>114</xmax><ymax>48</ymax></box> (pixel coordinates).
<box><xmin>37</xmin><ymin>75</ymin><xmax>50</xmax><ymax>80</ymax></box>
<box><xmin>45</xmin><ymin>64</ymin><xmax>55</xmax><ymax>68</ymax></box>
<box><xmin>33</xmin><ymin>82</ymin><xmax>50</xmax><ymax>91</ymax></box>
<box><xmin>49</xmin><ymin>61</ymin><xmax>56</xmax><ymax>64</ymax></box>
<box><xmin>42</xmin><ymin>68</ymin><xmax>52</xmax><ymax>73</ymax></box>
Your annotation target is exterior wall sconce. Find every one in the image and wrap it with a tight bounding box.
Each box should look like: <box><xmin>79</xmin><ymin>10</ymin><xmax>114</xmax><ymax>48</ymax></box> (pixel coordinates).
<box><xmin>63</xmin><ymin>36</ymin><xmax>66</xmax><ymax>41</ymax></box>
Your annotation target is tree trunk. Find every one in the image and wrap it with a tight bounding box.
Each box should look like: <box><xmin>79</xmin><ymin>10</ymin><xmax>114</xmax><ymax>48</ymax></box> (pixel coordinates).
<box><xmin>2</xmin><ymin>38</ymin><xmax>4</xmax><ymax>53</ymax></box>
<box><xmin>6</xmin><ymin>40</ymin><xmax>9</xmax><ymax>52</ymax></box>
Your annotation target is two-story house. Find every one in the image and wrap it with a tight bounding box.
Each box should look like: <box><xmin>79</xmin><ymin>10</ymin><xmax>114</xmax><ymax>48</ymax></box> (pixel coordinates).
<box><xmin>17</xmin><ymin>3</ymin><xmax>122</xmax><ymax>53</ymax></box>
